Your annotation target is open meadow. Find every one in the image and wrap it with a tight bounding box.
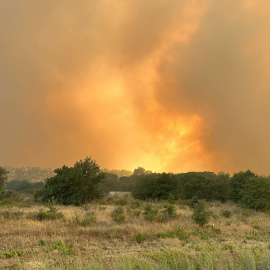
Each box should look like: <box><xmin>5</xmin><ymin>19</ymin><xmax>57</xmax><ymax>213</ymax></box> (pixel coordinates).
<box><xmin>1</xmin><ymin>197</ymin><xmax>270</xmax><ymax>270</ymax></box>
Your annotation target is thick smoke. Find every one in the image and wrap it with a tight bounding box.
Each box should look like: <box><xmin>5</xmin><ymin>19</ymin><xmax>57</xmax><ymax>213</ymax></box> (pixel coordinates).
<box><xmin>1</xmin><ymin>0</ymin><xmax>270</xmax><ymax>174</ymax></box>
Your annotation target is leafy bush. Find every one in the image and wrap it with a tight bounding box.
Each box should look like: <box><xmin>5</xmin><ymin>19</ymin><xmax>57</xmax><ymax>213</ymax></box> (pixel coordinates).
<box><xmin>192</xmin><ymin>200</ymin><xmax>211</xmax><ymax>227</ymax></box>
<box><xmin>143</xmin><ymin>204</ymin><xmax>158</xmax><ymax>222</ymax></box>
<box><xmin>157</xmin><ymin>203</ymin><xmax>178</xmax><ymax>222</ymax></box>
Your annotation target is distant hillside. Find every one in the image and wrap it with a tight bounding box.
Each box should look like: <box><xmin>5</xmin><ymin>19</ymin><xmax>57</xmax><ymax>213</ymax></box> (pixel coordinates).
<box><xmin>4</xmin><ymin>167</ymin><xmax>55</xmax><ymax>182</ymax></box>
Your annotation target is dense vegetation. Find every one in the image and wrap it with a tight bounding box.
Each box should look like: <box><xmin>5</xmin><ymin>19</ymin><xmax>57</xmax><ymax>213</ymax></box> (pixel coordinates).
<box><xmin>100</xmin><ymin>169</ymin><xmax>270</xmax><ymax>212</ymax></box>
<box><xmin>6</xmin><ymin>180</ymin><xmax>44</xmax><ymax>191</ymax></box>
<box><xmin>42</xmin><ymin>157</ymin><xmax>105</xmax><ymax>205</ymax></box>
<box><xmin>2</xmin><ymin>160</ymin><xmax>270</xmax><ymax>211</ymax></box>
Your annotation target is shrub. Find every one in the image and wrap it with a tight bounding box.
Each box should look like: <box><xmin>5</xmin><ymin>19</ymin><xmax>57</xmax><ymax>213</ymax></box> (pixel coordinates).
<box><xmin>157</xmin><ymin>203</ymin><xmax>178</xmax><ymax>223</ymax></box>
<box><xmin>27</xmin><ymin>206</ymin><xmax>63</xmax><ymax>221</ymax></box>
<box><xmin>143</xmin><ymin>204</ymin><xmax>158</xmax><ymax>222</ymax></box>
<box><xmin>162</xmin><ymin>203</ymin><xmax>177</xmax><ymax>217</ymax></box>
<box><xmin>192</xmin><ymin>200</ymin><xmax>211</xmax><ymax>227</ymax></box>
<box><xmin>73</xmin><ymin>212</ymin><xmax>96</xmax><ymax>227</ymax></box>
<box><xmin>111</xmin><ymin>206</ymin><xmax>126</xmax><ymax>223</ymax></box>
<box><xmin>49</xmin><ymin>240</ymin><xmax>73</xmax><ymax>255</ymax></box>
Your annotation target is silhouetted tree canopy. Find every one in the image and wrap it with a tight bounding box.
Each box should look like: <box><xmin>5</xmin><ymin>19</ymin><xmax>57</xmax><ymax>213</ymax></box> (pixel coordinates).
<box><xmin>43</xmin><ymin>157</ymin><xmax>105</xmax><ymax>205</ymax></box>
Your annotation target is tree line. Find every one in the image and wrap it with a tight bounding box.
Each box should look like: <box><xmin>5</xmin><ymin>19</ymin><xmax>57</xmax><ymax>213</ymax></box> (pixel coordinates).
<box><xmin>1</xmin><ymin>157</ymin><xmax>270</xmax><ymax>211</ymax></box>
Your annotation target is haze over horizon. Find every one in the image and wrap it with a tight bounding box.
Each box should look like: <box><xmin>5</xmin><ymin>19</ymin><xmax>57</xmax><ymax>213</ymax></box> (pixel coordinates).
<box><xmin>1</xmin><ymin>0</ymin><xmax>270</xmax><ymax>174</ymax></box>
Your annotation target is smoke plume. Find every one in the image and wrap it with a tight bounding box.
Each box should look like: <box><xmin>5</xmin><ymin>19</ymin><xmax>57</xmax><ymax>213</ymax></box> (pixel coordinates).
<box><xmin>1</xmin><ymin>0</ymin><xmax>270</xmax><ymax>174</ymax></box>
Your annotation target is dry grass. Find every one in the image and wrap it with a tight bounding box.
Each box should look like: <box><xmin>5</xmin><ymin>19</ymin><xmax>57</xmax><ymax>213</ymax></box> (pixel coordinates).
<box><xmin>1</xmin><ymin>198</ymin><xmax>270</xmax><ymax>269</ymax></box>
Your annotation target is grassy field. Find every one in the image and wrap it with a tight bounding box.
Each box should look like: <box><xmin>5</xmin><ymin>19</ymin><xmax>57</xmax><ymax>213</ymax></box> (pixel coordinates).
<box><xmin>1</xmin><ymin>197</ymin><xmax>270</xmax><ymax>269</ymax></box>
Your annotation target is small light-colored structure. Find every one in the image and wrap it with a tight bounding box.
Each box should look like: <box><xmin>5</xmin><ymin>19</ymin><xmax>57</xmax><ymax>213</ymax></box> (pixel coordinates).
<box><xmin>108</xmin><ymin>191</ymin><xmax>131</xmax><ymax>198</ymax></box>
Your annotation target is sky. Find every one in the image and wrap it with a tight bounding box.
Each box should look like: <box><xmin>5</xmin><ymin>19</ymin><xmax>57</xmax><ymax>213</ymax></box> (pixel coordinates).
<box><xmin>1</xmin><ymin>0</ymin><xmax>270</xmax><ymax>174</ymax></box>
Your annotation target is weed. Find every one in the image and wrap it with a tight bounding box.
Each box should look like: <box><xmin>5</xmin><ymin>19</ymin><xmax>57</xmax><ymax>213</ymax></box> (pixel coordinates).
<box><xmin>130</xmin><ymin>200</ymin><xmax>141</xmax><ymax>209</ymax></box>
<box><xmin>134</xmin><ymin>233</ymin><xmax>148</xmax><ymax>243</ymax></box>
<box><xmin>114</xmin><ymin>199</ymin><xmax>128</xmax><ymax>206</ymax></box>
<box><xmin>133</xmin><ymin>210</ymin><xmax>141</xmax><ymax>217</ymax></box>
<box><xmin>251</xmin><ymin>220</ymin><xmax>260</xmax><ymax>230</ymax></box>
<box><xmin>199</xmin><ymin>231</ymin><xmax>213</xmax><ymax>240</ymax></box>
<box><xmin>156</xmin><ymin>227</ymin><xmax>189</xmax><ymax>240</ymax></box>
<box><xmin>192</xmin><ymin>229</ymin><xmax>213</xmax><ymax>240</ymax></box>
<box><xmin>211</xmin><ymin>226</ymin><xmax>221</xmax><ymax>234</ymax></box>
<box><xmin>245</xmin><ymin>235</ymin><xmax>259</xmax><ymax>241</ymax></box>
<box><xmin>221</xmin><ymin>210</ymin><xmax>233</xmax><ymax>218</ymax></box>
<box><xmin>38</xmin><ymin>240</ymin><xmax>47</xmax><ymax>246</ymax></box>
<box><xmin>27</xmin><ymin>206</ymin><xmax>63</xmax><ymax>221</ymax></box>
<box><xmin>49</xmin><ymin>240</ymin><xmax>73</xmax><ymax>255</ymax></box>
<box><xmin>222</xmin><ymin>244</ymin><xmax>234</xmax><ymax>252</ymax></box>
<box><xmin>2</xmin><ymin>249</ymin><xmax>23</xmax><ymax>258</ymax></box>
<box><xmin>78</xmin><ymin>245</ymin><xmax>86</xmax><ymax>251</ymax></box>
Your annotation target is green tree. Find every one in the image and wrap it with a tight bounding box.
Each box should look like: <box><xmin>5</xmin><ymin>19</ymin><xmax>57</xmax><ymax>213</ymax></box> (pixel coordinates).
<box><xmin>240</xmin><ymin>176</ymin><xmax>270</xmax><ymax>211</ymax></box>
<box><xmin>0</xmin><ymin>167</ymin><xmax>9</xmax><ymax>199</ymax></box>
<box><xmin>133</xmin><ymin>167</ymin><xmax>146</xmax><ymax>175</ymax></box>
<box><xmin>132</xmin><ymin>173</ymin><xmax>183</xmax><ymax>201</ymax></box>
<box><xmin>230</xmin><ymin>170</ymin><xmax>256</xmax><ymax>202</ymax></box>
<box><xmin>43</xmin><ymin>157</ymin><xmax>105</xmax><ymax>205</ymax></box>
<box><xmin>182</xmin><ymin>173</ymin><xmax>211</xmax><ymax>200</ymax></box>
<box><xmin>192</xmin><ymin>200</ymin><xmax>211</xmax><ymax>227</ymax></box>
